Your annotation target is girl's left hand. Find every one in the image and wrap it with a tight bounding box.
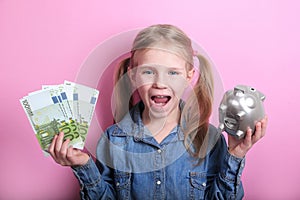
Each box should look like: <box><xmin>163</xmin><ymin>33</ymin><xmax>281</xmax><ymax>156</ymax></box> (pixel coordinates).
<box><xmin>228</xmin><ymin>116</ymin><xmax>268</xmax><ymax>158</ymax></box>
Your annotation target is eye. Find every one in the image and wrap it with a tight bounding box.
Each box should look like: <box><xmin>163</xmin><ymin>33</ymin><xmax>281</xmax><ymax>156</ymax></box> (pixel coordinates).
<box><xmin>142</xmin><ymin>69</ymin><xmax>154</xmax><ymax>75</ymax></box>
<box><xmin>168</xmin><ymin>71</ymin><xmax>179</xmax><ymax>75</ymax></box>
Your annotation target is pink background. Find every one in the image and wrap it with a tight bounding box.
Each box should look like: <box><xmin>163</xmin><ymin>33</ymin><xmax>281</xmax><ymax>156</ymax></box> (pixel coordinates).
<box><xmin>1</xmin><ymin>0</ymin><xmax>299</xmax><ymax>199</ymax></box>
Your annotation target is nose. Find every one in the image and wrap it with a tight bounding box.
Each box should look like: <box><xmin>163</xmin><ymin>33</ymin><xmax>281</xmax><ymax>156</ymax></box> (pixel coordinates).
<box><xmin>152</xmin><ymin>73</ymin><xmax>167</xmax><ymax>89</ymax></box>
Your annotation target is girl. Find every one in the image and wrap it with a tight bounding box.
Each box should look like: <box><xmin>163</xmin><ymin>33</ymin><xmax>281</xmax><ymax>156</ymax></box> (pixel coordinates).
<box><xmin>49</xmin><ymin>24</ymin><xmax>267</xmax><ymax>199</ymax></box>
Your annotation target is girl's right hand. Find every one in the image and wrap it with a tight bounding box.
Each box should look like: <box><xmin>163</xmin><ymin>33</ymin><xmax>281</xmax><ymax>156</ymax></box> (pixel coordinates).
<box><xmin>48</xmin><ymin>132</ymin><xmax>90</xmax><ymax>167</ymax></box>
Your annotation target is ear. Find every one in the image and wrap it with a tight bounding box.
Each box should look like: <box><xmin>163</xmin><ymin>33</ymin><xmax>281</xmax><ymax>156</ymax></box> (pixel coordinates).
<box><xmin>127</xmin><ymin>66</ymin><xmax>136</xmax><ymax>86</ymax></box>
<box><xmin>186</xmin><ymin>69</ymin><xmax>195</xmax><ymax>83</ymax></box>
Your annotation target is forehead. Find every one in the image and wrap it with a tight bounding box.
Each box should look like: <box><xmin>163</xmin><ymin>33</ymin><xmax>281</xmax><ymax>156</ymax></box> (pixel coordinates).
<box><xmin>134</xmin><ymin>49</ymin><xmax>186</xmax><ymax>68</ymax></box>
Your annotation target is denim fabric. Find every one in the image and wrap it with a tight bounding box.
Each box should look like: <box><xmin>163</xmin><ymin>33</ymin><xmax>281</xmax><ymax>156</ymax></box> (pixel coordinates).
<box><xmin>73</xmin><ymin>102</ymin><xmax>245</xmax><ymax>200</ymax></box>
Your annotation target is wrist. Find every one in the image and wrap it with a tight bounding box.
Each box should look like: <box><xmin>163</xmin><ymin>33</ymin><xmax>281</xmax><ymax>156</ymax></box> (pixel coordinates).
<box><xmin>80</xmin><ymin>153</ymin><xmax>90</xmax><ymax>166</ymax></box>
<box><xmin>72</xmin><ymin>153</ymin><xmax>90</xmax><ymax>168</ymax></box>
<box><xmin>228</xmin><ymin>148</ymin><xmax>245</xmax><ymax>159</ymax></box>
<box><xmin>72</xmin><ymin>157</ymin><xmax>90</xmax><ymax>170</ymax></box>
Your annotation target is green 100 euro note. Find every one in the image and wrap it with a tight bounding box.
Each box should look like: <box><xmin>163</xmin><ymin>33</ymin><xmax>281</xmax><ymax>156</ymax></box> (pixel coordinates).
<box><xmin>43</xmin><ymin>81</ymin><xmax>100</xmax><ymax>146</ymax></box>
<box><xmin>20</xmin><ymin>82</ymin><xmax>99</xmax><ymax>155</ymax></box>
<box><xmin>64</xmin><ymin>81</ymin><xmax>99</xmax><ymax>143</ymax></box>
<box><xmin>20</xmin><ymin>81</ymin><xmax>99</xmax><ymax>156</ymax></box>
<box><xmin>20</xmin><ymin>88</ymin><xmax>84</xmax><ymax>155</ymax></box>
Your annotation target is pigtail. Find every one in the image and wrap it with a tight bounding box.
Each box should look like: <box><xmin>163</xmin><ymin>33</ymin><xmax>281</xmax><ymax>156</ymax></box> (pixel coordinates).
<box><xmin>197</xmin><ymin>54</ymin><xmax>214</xmax><ymax>102</ymax></box>
<box><xmin>183</xmin><ymin>54</ymin><xmax>214</xmax><ymax>160</ymax></box>
<box><xmin>113</xmin><ymin>57</ymin><xmax>134</xmax><ymax>123</ymax></box>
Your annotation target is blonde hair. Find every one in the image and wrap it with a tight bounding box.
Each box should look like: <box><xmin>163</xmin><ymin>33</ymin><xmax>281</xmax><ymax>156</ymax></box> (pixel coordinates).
<box><xmin>113</xmin><ymin>24</ymin><xmax>214</xmax><ymax>159</ymax></box>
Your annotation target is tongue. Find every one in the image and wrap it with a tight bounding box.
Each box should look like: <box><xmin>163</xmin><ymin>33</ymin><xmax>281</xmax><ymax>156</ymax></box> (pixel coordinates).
<box><xmin>153</xmin><ymin>97</ymin><xmax>169</xmax><ymax>104</ymax></box>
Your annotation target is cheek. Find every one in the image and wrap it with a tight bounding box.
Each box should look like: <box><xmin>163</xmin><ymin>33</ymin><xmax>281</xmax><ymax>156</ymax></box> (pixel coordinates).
<box><xmin>172</xmin><ymin>86</ymin><xmax>186</xmax><ymax>98</ymax></box>
<box><xmin>168</xmin><ymin>76</ymin><xmax>190</xmax><ymax>92</ymax></box>
<box><xmin>135</xmin><ymin>76</ymin><xmax>154</xmax><ymax>88</ymax></box>
<box><xmin>136</xmin><ymin>85</ymin><xmax>150</xmax><ymax>97</ymax></box>
<box><xmin>171</xmin><ymin>77</ymin><xmax>196</xmax><ymax>100</ymax></box>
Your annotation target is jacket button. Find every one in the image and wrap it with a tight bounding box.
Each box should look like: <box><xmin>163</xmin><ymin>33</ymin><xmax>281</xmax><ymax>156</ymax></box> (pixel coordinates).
<box><xmin>156</xmin><ymin>180</ymin><xmax>161</xmax><ymax>185</ymax></box>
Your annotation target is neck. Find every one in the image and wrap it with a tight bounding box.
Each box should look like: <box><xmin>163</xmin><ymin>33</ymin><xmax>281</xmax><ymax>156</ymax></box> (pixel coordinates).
<box><xmin>142</xmin><ymin>107</ymin><xmax>180</xmax><ymax>142</ymax></box>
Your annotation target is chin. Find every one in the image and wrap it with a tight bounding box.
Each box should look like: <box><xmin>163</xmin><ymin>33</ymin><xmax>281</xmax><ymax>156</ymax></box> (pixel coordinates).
<box><xmin>148</xmin><ymin>109</ymin><xmax>169</xmax><ymax>119</ymax></box>
<box><xmin>148</xmin><ymin>101</ymin><xmax>179</xmax><ymax>119</ymax></box>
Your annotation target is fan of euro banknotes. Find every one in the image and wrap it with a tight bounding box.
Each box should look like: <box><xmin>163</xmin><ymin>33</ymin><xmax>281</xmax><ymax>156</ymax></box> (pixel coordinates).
<box><xmin>20</xmin><ymin>80</ymin><xmax>99</xmax><ymax>155</ymax></box>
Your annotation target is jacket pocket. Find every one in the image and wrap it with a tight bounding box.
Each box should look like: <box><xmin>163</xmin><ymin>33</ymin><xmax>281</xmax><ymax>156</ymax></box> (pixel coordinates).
<box><xmin>189</xmin><ymin>171</ymin><xmax>207</xmax><ymax>200</ymax></box>
<box><xmin>114</xmin><ymin>170</ymin><xmax>131</xmax><ymax>199</ymax></box>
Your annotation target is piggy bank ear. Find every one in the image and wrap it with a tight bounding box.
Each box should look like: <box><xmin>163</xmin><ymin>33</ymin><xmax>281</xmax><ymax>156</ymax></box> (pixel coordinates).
<box><xmin>249</xmin><ymin>86</ymin><xmax>266</xmax><ymax>102</ymax></box>
<box><xmin>257</xmin><ymin>90</ymin><xmax>266</xmax><ymax>101</ymax></box>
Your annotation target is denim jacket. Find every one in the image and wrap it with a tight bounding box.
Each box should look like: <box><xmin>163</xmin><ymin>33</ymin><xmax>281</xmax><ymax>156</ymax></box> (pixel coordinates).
<box><xmin>73</xmin><ymin>102</ymin><xmax>245</xmax><ymax>200</ymax></box>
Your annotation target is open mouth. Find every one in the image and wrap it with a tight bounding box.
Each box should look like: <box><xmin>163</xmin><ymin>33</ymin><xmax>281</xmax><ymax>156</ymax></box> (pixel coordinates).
<box><xmin>151</xmin><ymin>95</ymin><xmax>171</xmax><ymax>106</ymax></box>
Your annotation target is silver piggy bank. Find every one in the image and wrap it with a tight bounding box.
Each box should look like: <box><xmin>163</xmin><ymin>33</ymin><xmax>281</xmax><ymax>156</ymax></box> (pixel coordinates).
<box><xmin>218</xmin><ymin>85</ymin><xmax>266</xmax><ymax>139</ymax></box>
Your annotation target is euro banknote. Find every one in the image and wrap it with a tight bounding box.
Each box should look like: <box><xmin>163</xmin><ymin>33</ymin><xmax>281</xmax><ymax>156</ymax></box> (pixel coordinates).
<box><xmin>20</xmin><ymin>81</ymin><xmax>99</xmax><ymax>155</ymax></box>
<box><xmin>64</xmin><ymin>81</ymin><xmax>99</xmax><ymax>142</ymax></box>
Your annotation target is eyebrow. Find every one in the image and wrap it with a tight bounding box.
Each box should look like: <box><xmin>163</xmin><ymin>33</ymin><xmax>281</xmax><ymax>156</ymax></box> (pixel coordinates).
<box><xmin>137</xmin><ymin>64</ymin><xmax>185</xmax><ymax>70</ymax></box>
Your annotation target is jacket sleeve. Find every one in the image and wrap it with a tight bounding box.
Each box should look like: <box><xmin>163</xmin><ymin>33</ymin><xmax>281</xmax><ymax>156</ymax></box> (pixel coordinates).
<box><xmin>206</xmin><ymin>134</ymin><xmax>245</xmax><ymax>200</ymax></box>
<box><xmin>72</xmin><ymin>156</ymin><xmax>116</xmax><ymax>200</ymax></box>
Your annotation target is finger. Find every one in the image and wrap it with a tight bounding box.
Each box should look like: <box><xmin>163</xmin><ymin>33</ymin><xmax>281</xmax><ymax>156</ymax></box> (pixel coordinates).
<box><xmin>243</xmin><ymin>128</ymin><xmax>253</xmax><ymax>148</ymax></box>
<box><xmin>48</xmin><ymin>134</ymin><xmax>58</xmax><ymax>160</ymax></box>
<box><xmin>252</xmin><ymin>122</ymin><xmax>263</xmax><ymax>143</ymax></box>
<box><xmin>59</xmin><ymin>138</ymin><xmax>70</xmax><ymax>160</ymax></box>
<box><xmin>260</xmin><ymin>116</ymin><xmax>268</xmax><ymax>137</ymax></box>
<box><xmin>66</xmin><ymin>146</ymin><xmax>76</xmax><ymax>165</ymax></box>
<box><xmin>54</xmin><ymin>132</ymin><xmax>64</xmax><ymax>156</ymax></box>
<box><xmin>66</xmin><ymin>145</ymin><xmax>74</xmax><ymax>159</ymax></box>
